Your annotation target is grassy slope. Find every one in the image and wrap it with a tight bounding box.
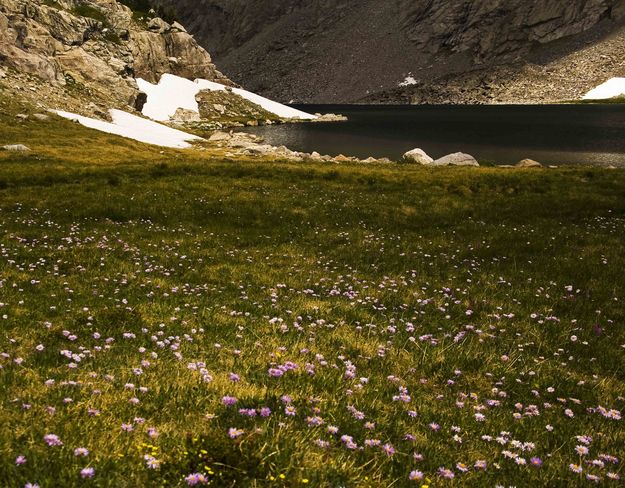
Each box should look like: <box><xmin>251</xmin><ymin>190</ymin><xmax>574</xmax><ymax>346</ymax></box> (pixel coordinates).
<box><xmin>0</xmin><ymin>101</ymin><xmax>624</xmax><ymax>487</ymax></box>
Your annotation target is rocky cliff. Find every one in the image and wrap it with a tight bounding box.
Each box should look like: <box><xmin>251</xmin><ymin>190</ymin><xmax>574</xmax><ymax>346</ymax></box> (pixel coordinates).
<box><xmin>152</xmin><ymin>0</ymin><xmax>625</xmax><ymax>103</ymax></box>
<box><xmin>0</xmin><ymin>0</ymin><xmax>231</xmax><ymax>114</ymax></box>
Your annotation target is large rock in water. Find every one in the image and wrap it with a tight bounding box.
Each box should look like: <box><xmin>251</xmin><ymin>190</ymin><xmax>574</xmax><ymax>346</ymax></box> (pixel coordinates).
<box><xmin>433</xmin><ymin>152</ymin><xmax>480</xmax><ymax>167</ymax></box>
<box><xmin>402</xmin><ymin>148</ymin><xmax>433</xmax><ymax>165</ymax></box>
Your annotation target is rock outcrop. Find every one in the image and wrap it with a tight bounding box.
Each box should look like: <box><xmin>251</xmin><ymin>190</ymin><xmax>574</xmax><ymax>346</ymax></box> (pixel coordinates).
<box><xmin>130</xmin><ymin>24</ymin><xmax>230</xmax><ymax>83</ymax></box>
<box><xmin>195</xmin><ymin>89</ymin><xmax>278</xmax><ymax>124</ymax></box>
<box><xmin>0</xmin><ymin>0</ymin><xmax>231</xmax><ymax>114</ymax></box>
<box><xmin>151</xmin><ymin>0</ymin><xmax>625</xmax><ymax>104</ymax></box>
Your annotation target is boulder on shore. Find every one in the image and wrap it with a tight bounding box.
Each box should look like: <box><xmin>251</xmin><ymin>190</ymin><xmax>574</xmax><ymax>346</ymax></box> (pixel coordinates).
<box><xmin>433</xmin><ymin>152</ymin><xmax>479</xmax><ymax>167</ymax></box>
<box><xmin>208</xmin><ymin>131</ymin><xmax>232</xmax><ymax>142</ymax></box>
<box><xmin>334</xmin><ymin>154</ymin><xmax>353</xmax><ymax>163</ymax></box>
<box><xmin>312</xmin><ymin>113</ymin><xmax>348</xmax><ymax>122</ymax></box>
<box><xmin>171</xmin><ymin>108</ymin><xmax>201</xmax><ymax>123</ymax></box>
<box><xmin>516</xmin><ymin>159</ymin><xmax>542</xmax><ymax>168</ymax></box>
<box><xmin>402</xmin><ymin>148</ymin><xmax>433</xmax><ymax>165</ymax></box>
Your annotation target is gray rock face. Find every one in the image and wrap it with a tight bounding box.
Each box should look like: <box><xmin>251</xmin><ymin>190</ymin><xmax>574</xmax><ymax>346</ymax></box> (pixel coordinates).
<box><xmin>171</xmin><ymin>107</ymin><xmax>200</xmax><ymax>122</ymax></box>
<box><xmin>398</xmin><ymin>0</ymin><xmax>624</xmax><ymax>61</ymax></box>
<box><xmin>433</xmin><ymin>152</ymin><xmax>480</xmax><ymax>167</ymax></box>
<box><xmin>151</xmin><ymin>0</ymin><xmax>625</xmax><ymax>103</ymax></box>
<box><xmin>0</xmin><ymin>0</ymin><xmax>231</xmax><ymax>111</ymax></box>
<box><xmin>147</xmin><ymin>17</ymin><xmax>170</xmax><ymax>33</ymax></box>
<box><xmin>130</xmin><ymin>29</ymin><xmax>230</xmax><ymax>83</ymax></box>
<box><xmin>170</xmin><ymin>21</ymin><xmax>186</xmax><ymax>32</ymax></box>
<box><xmin>402</xmin><ymin>148</ymin><xmax>433</xmax><ymax>165</ymax></box>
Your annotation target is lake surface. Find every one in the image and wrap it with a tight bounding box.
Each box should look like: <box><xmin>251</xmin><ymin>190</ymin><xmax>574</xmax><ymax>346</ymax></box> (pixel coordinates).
<box><xmin>242</xmin><ymin>105</ymin><xmax>625</xmax><ymax>166</ymax></box>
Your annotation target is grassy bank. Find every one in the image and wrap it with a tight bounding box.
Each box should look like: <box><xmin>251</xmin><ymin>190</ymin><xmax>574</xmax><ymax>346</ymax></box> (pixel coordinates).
<box><xmin>0</xmin><ymin>108</ymin><xmax>624</xmax><ymax>487</ymax></box>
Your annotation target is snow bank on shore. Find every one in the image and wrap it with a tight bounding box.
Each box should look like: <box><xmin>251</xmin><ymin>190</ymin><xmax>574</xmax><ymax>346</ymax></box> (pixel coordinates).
<box><xmin>137</xmin><ymin>74</ymin><xmax>316</xmax><ymax>122</ymax></box>
<box><xmin>583</xmin><ymin>78</ymin><xmax>625</xmax><ymax>100</ymax></box>
<box><xmin>54</xmin><ymin>109</ymin><xmax>203</xmax><ymax>148</ymax></box>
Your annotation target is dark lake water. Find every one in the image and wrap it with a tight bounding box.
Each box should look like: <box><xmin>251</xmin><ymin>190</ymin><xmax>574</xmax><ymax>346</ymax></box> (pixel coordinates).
<box><xmin>242</xmin><ymin>104</ymin><xmax>625</xmax><ymax>166</ymax></box>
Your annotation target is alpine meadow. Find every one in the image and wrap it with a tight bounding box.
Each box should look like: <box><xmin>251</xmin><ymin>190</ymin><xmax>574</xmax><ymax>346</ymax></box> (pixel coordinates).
<box><xmin>2</xmin><ymin>0</ymin><xmax>625</xmax><ymax>487</ymax></box>
<box><xmin>1</xmin><ymin>101</ymin><xmax>624</xmax><ymax>487</ymax></box>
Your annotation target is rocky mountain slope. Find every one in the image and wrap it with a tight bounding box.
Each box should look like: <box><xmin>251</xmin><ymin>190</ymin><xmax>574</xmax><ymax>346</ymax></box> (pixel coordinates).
<box><xmin>0</xmin><ymin>0</ymin><xmax>231</xmax><ymax>116</ymax></box>
<box><xmin>152</xmin><ymin>0</ymin><xmax>625</xmax><ymax>103</ymax></box>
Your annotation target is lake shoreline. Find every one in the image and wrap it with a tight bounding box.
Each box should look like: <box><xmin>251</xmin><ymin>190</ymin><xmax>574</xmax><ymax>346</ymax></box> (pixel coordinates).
<box><xmin>240</xmin><ymin>104</ymin><xmax>625</xmax><ymax>166</ymax></box>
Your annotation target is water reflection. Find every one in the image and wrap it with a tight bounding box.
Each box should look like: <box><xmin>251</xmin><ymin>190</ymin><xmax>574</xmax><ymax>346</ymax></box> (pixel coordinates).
<box><xmin>241</xmin><ymin>104</ymin><xmax>625</xmax><ymax>166</ymax></box>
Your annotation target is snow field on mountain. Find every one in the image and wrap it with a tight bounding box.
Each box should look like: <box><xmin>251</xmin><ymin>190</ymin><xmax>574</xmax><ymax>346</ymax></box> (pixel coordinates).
<box><xmin>583</xmin><ymin>78</ymin><xmax>625</xmax><ymax>100</ymax></box>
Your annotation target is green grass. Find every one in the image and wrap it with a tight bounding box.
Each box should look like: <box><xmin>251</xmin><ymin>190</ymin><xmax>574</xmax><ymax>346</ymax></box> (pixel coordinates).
<box><xmin>0</xmin><ymin>100</ymin><xmax>624</xmax><ymax>487</ymax></box>
<box><xmin>44</xmin><ymin>0</ymin><xmax>175</xmax><ymax>27</ymax></box>
<box><xmin>41</xmin><ymin>0</ymin><xmax>62</xmax><ymax>9</ymax></box>
<box><xmin>72</xmin><ymin>4</ymin><xmax>109</xmax><ymax>24</ymax></box>
<box><xmin>118</xmin><ymin>0</ymin><xmax>178</xmax><ymax>24</ymax></box>
<box><xmin>118</xmin><ymin>0</ymin><xmax>153</xmax><ymax>11</ymax></box>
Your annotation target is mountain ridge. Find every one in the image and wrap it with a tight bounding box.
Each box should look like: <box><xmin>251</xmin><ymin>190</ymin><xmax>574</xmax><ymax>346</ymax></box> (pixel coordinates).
<box><xmin>151</xmin><ymin>0</ymin><xmax>625</xmax><ymax>103</ymax></box>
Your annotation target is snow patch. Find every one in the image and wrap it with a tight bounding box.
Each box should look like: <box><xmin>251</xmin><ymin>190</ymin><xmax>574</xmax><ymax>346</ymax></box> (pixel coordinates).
<box><xmin>54</xmin><ymin>109</ymin><xmax>203</xmax><ymax>149</ymax></box>
<box><xmin>137</xmin><ymin>73</ymin><xmax>316</xmax><ymax>122</ymax></box>
<box><xmin>583</xmin><ymin>78</ymin><xmax>625</xmax><ymax>100</ymax></box>
<box><xmin>399</xmin><ymin>74</ymin><xmax>418</xmax><ymax>87</ymax></box>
